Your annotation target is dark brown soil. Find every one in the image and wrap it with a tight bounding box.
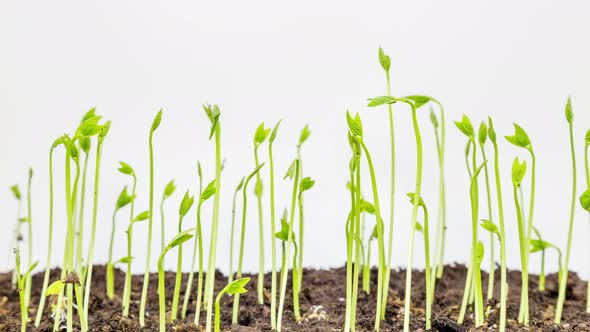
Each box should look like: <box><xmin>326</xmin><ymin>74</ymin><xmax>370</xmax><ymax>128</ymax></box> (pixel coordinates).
<box><xmin>0</xmin><ymin>264</ymin><xmax>588</xmax><ymax>331</ymax></box>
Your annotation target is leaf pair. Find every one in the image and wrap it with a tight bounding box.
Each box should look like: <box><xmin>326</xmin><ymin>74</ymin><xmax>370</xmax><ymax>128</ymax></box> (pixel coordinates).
<box><xmin>480</xmin><ymin>219</ymin><xmax>500</xmax><ymax>239</ymax></box>
<box><xmin>298</xmin><ymin>124</ymin><xmax>311</xmax><ymax>147</ymax></box>
<box><xmin>455</xmin><ymin>115</ymin><xmax>474</xmax><ymax>138</ymax></box>
<box><xmin>299</xmin><ymin>177</ymin><xmax>315</xmax><ymax>194</ymax></box>
<box><xmin>164</xmin><ymin>180</ymin><xmax>176</xmax><ymax>199</ymax></box>
<box><xmin>254</xmin><ymin>123</ymin><xmax>271</xmax><ymax>145</ymax></box>
<box><xmin>222</xmin><ymin>277</ymin><xmax>250</xmax><ymax>296</ymax></box>
<box><xmin>275</xmin><ymin>209</ymin><xmax>295</xmax><ymax>242</ymax></box>
<box><xmin>512</xmin><ymin>157</ymin><xmax>527</xmax><ymax>187</ymax></box>
<box><xmin>346</xmin><ymin>111</ymin><xmax>363</xmax><ymax>138</ymax></box>
<box><xmin>118</xmin><ymin>161</ymin><xmax>135</xmax><ymax>176</ymax></box>
<box><xmin>505</xmin><ymin>124</ymin><xmax>530</xmax><ymax>149</ymax></box>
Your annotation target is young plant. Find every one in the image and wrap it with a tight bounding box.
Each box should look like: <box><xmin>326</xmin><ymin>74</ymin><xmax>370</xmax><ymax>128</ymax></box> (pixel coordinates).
<box><xmin>170</xmin><ymin>192</ymin><xmax>194</xmax><ymax>321</ymax></box>
<box><xmin>583</xmin><ymin>128</ymin><xmax>590</xmax><ymax>313</ymax></box>
<box><xmin>23</xmin><ymin>168</ymin><xmax>33</xmax><ymax>308</ymax></box>
<box><xmin>511</xmin><ymin>157</ymin><xmax>530</xmax><ymax>326</ymax></box>
<box><xmin>480</xmin><ymin>219</ymin><xmax>500</xmax><ymax>314</ymax></box>
<box><xmin>139</xmin><ymin>109</ymin><xmax>162</xmax><ymax>327</ymax></box>
<box><xmin>106</xmin><ymin>186</ymin><xmax>133</xmax><ymax>299</ymax></box>
<box><xmin>488</xmin><ymin>117</ymin><xmax>508</xmax><ymax>331</ymax></box>
<box><xmin>267</xmin><ymin>119</ymin><xmax>281</xmax><ymax>329</ymax></box>
<box><xmin>14</xmin><ymin>249</ymin><xmax>38</xmax><ymax>332</ymax></box>
<box><xmin>215</xmin><ymin>278</ymin><xmax>250</xmax><ymax>332</ymax></box>
<box><xmin>160</xmin><ymin>180</ymin><xmax>176</xmax><ymax>254</ymax></box>
<box><xmin>555</xmin><ymin>97</ymin><xmax>577</xmax><ymax>324</ymax></box>
<box><xmin>183</xmin><ymin>179</ymin><xmax>215</xmax><ymax>322</ymax></box>
<box><xmin>406</xmin><ymin>193</ymin><xmax>433</xmax><ymax>330</ymax></box>
<box><xmin>10</xmin><ymin>184</ymin><xmax>23</xmax><ymax>288</ymax></box>
<box><xmin>158</xmin><ymin>229</ymin><xmax>195</xmax><ymax>332</ymax></box>
<box><xmin>530</xmin><ymin>227</ymin><xmax>563</xmax><ymax>291</ymax></box>
<box><xmin>229</xmin><ymin>177</ymin><xmax>245</xmax><ymax>284</ymax></box>
<box><xmin>118</xmin><ymin>161</ymin><xmax>138</xmax><ymax>317</ymax></box>
<box><xmin>35</xmin><ymin>136</ymin><xmax>65</xmax><ymax>327</ymax></box>
<box><xmin>360</xmin><ymin>200</ymin><xmax>376</xmax><ymax>294</ymax></box>
<box><xmin>295</xmin><ymin>124</ymin><xmax>310</xmax><ymax>295</ymax></box>
<box><xmin>276</xmin><ymin>159</ymin><xmax>300</xmax><ymax>332</ymax></box>
<box><xmin>203</xmin><ymin>104</ymin><xmax>222</xmax><ymax>332</ymax></box>
<box><xmin>253</xmin><ymin>122</ymin><xmax>270</xmax><ymax>304</ymax></box>
<box><xmin>232</xmin><ymin>164</ymin><xmax>264</xmax><ymax>325</ymax></box>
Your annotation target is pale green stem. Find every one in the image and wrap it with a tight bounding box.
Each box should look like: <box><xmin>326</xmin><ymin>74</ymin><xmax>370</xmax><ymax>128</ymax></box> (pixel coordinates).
<box><xmin>436</xmin><ymin>103</ymin><xmax>447</xmax><ymax>280</ymax></box>
<box><xmin>350</xmin><ymin>165</ymin><xmax>362</xmax><ymax>330</ymax></box>
<box><xmin>170</xmin><ymin>214</ymin><xmax>185</xmax><ymax>321</ymax></box>
<box><xmin>76</xmin><ymin>152</ymin><xmax>89</xmax><ymax>286</ymax></box>
<box><xmin>106</xmin><ymin>209</ymin><xmax>117</xmax><ymax>299</ymax></box>
<box><xmin>479</xmin><ymin>145</ymin><xmax>495</xmax><ymax>312</ymax></box>
<box><xmin>514</xmin><ymin>185</ymin><xmax>529</xmax><ymax>326</ymax></box>
<box><xmin>254</xmin><ymin>147</ymin><xmax>265</xmax><ymax>304</ymax></box>
<box><xmin>229</xmin><ymin>182</ymin><xmax>240</xmax><ymax>284</ymax></box>
<box><xmin>25</xmin><ymin>169</ymin><xmax>33</xmax><ymax>309</ymax></box>
<box><xmin>268</xmin><ymin>141</ymin><xmax>278</xmax><ymax>329</ymax></box>
<box><xmin>122</xmin><ymin>174</ymin><xmax>136</xmax><ymax>317</ymax></box>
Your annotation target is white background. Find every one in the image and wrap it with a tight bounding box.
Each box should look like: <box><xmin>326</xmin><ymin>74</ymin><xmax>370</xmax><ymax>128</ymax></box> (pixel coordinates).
<box><xmin>1</xmin><ymin>1</ymin><xmax>589</xmax><ymax>280</ymax></box>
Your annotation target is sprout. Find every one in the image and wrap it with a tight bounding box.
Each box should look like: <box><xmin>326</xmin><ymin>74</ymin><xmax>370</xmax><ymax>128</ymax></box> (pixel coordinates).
<box><xmin>228</xmin><ymin>178</ymin><xmax>245</xmax><ymax>284</ymax></box>
<box><xmin>139</xmin><ymin>109</ymin><xmax>163</xmax><ymax>327</ymax></box>
<box><xmin>555</xmin><ymin>97</ymin><xmax>577</xmax><ymax>324</ymax></box>
<box><xmin>584</xmin><ymin>128</ymin><xmax>590</xmax><ymax>313</ymax></box>
<box><xmin>215</xmin><ymin>278</ymin><xmax>250</xmax><ymax>332</ymax></box>
<box><xmin>106</xmin><ymin>186</ymin><xmax>134</xmax><ymax>299</ymax></box>
<box><xmin>530</xmin><ymin>227</ymin><xmax>563</xmax><ymax>291</ymax></box>
<box><xmin>267</xmin><ymin>119</ymin><xmax>282</xmax><ymax>329</ymax></box>
<box><xmin>117</xmin><ymin>161</ymin><xmax>137</xmax><ymax>318</ymax></box>
<box><xmin>253</xmin><ymin>122</ymin><xmax>270</xmax><ymax>304</ymax></box>
<box><xmin>14</xmin><ymin>248</ymin><xmax>38</xmax><ymax>332</ymax></box>
<box><xmin>170</xmin><ymin>192</ymin><xmax>194</xmax><ymax>321</ymax></box>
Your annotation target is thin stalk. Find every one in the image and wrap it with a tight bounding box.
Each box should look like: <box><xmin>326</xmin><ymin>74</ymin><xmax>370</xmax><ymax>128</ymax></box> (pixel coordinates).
<box><xmin>182</xmin><ymin>170</ymin><xmax>202</xmax><ymax>320</ymax></box>
<box><xmin>422</xmin><ymin>204</ymin><xmax>433</xmax><ymax>329</ymax></box>
<box><xmin>229</xmin><ymin>179</ymin><xmax>242</xmax><ymax>284</ymax></box>
<box><xmin>35</xmin><ymin>146</ymin><xmax>56</xmax><ymax>327</ymax></box>
<box><xmin>122</xmin><ymin>175</ymin><xmax>137</xmax><ymax>317</ymax></box>
<box><xmin>585</xmin><ymin>141</ymin><xmax>589</xmax><ymax>313</ymax></box>
<box><xmin>350</xmin><ymin>164</ymin><xmax>362</xmax><ymax>330</ymax></box>
<box><xmin>106</xmin><ymin>208</ymin><xmax>117</xmax><ymax>299</ymax></box>
<box><xmin>525</xmin><ymin>149</ymin><xmax>536</xmax><ymax>263</ymax></box>
<box><xmin>292</xmin><ymin>241</ymin><xmax>301</xmax><ymax>321</ymax></box>
<box><xmin>76</xmin><ymin>152</ymin><xmax>89</xmax><ymax>286</ymax></box>
<box><xmin>158</xmin><ymin>255</ymin><xmax>167</xmax><ymax>332</ymax></box>
<box><xmin>276</xmin><ymin>160</ymin><xmax>300</xmax><ymax>332</ymax></box>
<box><xmin>479</xmin><ymin>144</ymin><xmax>495</xmax><ymax>313</ymax></box>
<box><xmin>513</xmin><ymin>185</ymin><xmax>529</xmax><ymax>326</ymax></box>
<box><xmin>343</xmin><ymin>163</ymin><xmax>356</xmax><ymax>332</ymax></box>
<box><xmin>16</xmin><ymin>251</ymin><xmax>26</xmax><ymax>332</ymax></box>
<box><xmin>555</xmin><ymin>118</ymin><xmax>577</xmax><ymax>324</ymax></box>
<box><xmin>254</xmin><ymin>147</ymin><xmax>265</xmax><ymax>304</ymax></box>
<box><xmin>539</xmin><ymin>249</ymin><xmax>546</xmax><ymax>291</ymax></box>
<box><xmin>435</xmin><ymin>103</ymin><xmax>447</xmax><ymax>280</ymax></box>
<box><xmin>25</xmin><ymin>169</ymin><xmax>33</xmax><ymax>309</ymax></box>
<box><xmin>171</xmin><ymin>214</ymin><xmax>186</xmax><ymax>321</ymax></box>
<box><xmin>269</xmin><ymin>139</ymin><xmax>278</xmax><ymax>329</ymax></box>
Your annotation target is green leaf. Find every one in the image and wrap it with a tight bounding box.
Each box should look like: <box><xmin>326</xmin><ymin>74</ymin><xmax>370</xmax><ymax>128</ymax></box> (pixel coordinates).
<box><xmin>367</xmin><ymin>96</ymin><xmax>396</xmax><ymax>107</ymax></box>
<box><xmin>298</xmin><ymin>124</ymin><xmax>311</xmax><ymax>147</ymax></box>
<box><xmin>200</xmin><ymin>180</ymin><xmax>216</xmax><ymax>202</ymax></box>
<box><xmin>284</xmin><ymin>159</ymin><xmax>298</xmax><ymax>180</ymax></box>
<box><xmin>77</xmin><ymin>115</ymin><xmax>102</xmax><ymax>137</ymax></box>
<box><xmin>415</xmin><ymin>222</ymin><xmax>423</xmax><ymax>233</ymax></box>
<box><xmin>511</xmin><ymin>157</ymin><xmax>527</xmax><ymax>187</ymax></box>
<box><xmin>404</xmin><ymin>95</ymin><xmax>431</xmax><ymax>109</ymax></box>
<box><xmin>585</xmin><ymin>129</ymin><xmax>590</xmax><ymax>146</ymax></box>
<box><xmin>487</xmin><ymin>117</ymin><xmax>497</xmax><ymax>144</ymax></box>
<box><xmin>429</xmin><ymin>107</ymin><xmax>439</xmax><ymax>129</ymax></box>
<box><xmin>269</xmin><ymin>120</ymin><xmax>282</xmax><ymax>144</ymax></box>
<box><xmin>164</xmin><ymin>180</ymin><xmax>176</xmax><ymax>198</ymax></box>
<box><xmin>179</xmin><ymin>191</ymin><xmax>195</xmax><ymax>218</ymax></box>
<box><xmin>235</xmin><ymin>177</ymin><xmax>245</xmax><ymax>192</ymax></box>
<box><xmin>378</xmin><ymin>47</ymin><xmax>391</xmax><ymax>72</ymax></box>
<box><xmin>476</xmin><ymin>241</ymin><xmax>485</xmax><ymax>264</ymax></box>
<box><xmin>164</xmin><ymin>229</ymin><xmax>195</xmax><ymax>253</ymax></box>
<box><xmin>203</xmin><ymin>104</ymin><xmax>221</xmax><ymax>139</ymax></box>
<box><xmin>480</xmin><ymin>219</ymin><xmax>499</xmax><ymax>237</ymax></box>
<box><xmin>114</xmin><ymin>256</ymin><xmax>134</xmax><ymax>265</ymax></box>
<box><xmin>454</xmin><ymin>115</ymin><xmax>474</xmax><ymax>137</ymax></box>
<box><xmin>197</xmin><ymin>161</ymin><xmax>203</xmax><ymax>179</ymax></box>
<box><xmin>151</xmin><ymin>109</ymin><xmax>163</xmax><ymax>133</ymax></box>
<box><xmin>346</xmin><ymin>111</ymin><xmax>363</xmax><ymax>137</ymax></box>
<box><xmin>275</xmin><ymin>214</ymin><xmax>295</xmax><ymax>242</ymax></box>
<box><xmin>79</xmin><ymin>136</ymin><xmax>91</xmax><ymax>154</ymax></box>
<box><xmin>116</xmin><ymin>186</ymin><xmax>134</xmax><ymax>209</ymax></box>
<box><xmin>505</xmin><ymin>123</ymin><xmax>530</xmax><ymax>148</ymax></box>
<box><xmin>81</xmin><ymin>108</ymin><xmax>97</xmax><ymax>122</ymax></box>
<box><xmin>46</xmin><ymin>280</ymin><xmax>65</xmax><ymax>296</ymax></box>
<box><xmin>10</xmin><ymin>185</ymin><xmax>21</xmax><ymax>201</ymax></box>
<box><xmin>254</xmin><ymin>123</ymin><xmax>271</xmax><ymax>145</ymax></box>
<box><xmin>299</xmin><ymin>177</ymin><xmax>315</xmax><ymax>193</ymax></box>
<box><xmin>18</xmin><ymin>217</ymin><xmax>28</xmax><ymax>223</ymax></box>
<box><xmin>530</xmin><ymin>239</ymin><xmax>550</xmax><ymax>253</ymax></box>
<box><xmin>254</xmin><ymin>178</ymin><xmax>263</xmax><ymax>197</ymax></box>
<box><xmin>51</xmin><ymin>135</ymin><xmax>66</xmax><ymax>149</ymax></box>
<box><xmin>23</xmin><ymin>261</ymin><xmax>39</xmax><ymax>280</ymax></box>
<box><xmin>478</xmin><ymin>122</ymin><xmax>487</xmax><ymax>145</ymax></box>
<box><xmin>224</xmin><ymin>277</ymin><xmax>250</xmax><ymax>295</ymax></box>
<box><xmin>98</xmin><ymin>121</ymin><xmax>111</xmax><ymax>143</ymax></box>
<box><xmin>133</xmin><ymin>211</ymin><xmax>150</xmax><ymax>222</ymax></box>
<box><xmin>360</xmin><ymin>199</ymin><xmax>375</xmax><ymax>214</ymax></box>
<box><xmin>565</xmin><ymin>96</ymin><xmax>573</xmax><ymax>124</ymax></box>
<box><xmin>579</xmin><ymin>189</ymin><xmax>590</xmax><ymax>212</ymax></box>
<box><xmin>67</xmin><ymin>141</ymin><xmax>79</xmax><ymax>160</ymax></box>
<box><xmin>406</xmin><ymin>193</ymin><xmax>425</xmax><ymax>207</ymax></box>
<box><xmin>118</xmin><ymin>161</ymin><xmax>134</xmax><ymax>175</ymax></box>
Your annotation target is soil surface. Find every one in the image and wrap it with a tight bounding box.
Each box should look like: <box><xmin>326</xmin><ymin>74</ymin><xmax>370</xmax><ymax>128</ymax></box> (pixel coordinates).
<box><xmin>0</xmin><ymin>264</ymin><xmax>588</xmax><ymax>331</ymax></box>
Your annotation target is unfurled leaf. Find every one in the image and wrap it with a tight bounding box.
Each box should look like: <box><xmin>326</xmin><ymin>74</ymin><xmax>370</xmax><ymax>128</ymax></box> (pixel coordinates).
<box><xmin>200</xmin><ymin>180</ymin><xmax>216</xmax><ymax>202</ymax></box>
<box><xmin>511</xmin><ymin>157</ymin><xmax>527</xmax><ymax>187</ymax></box>
<box><xmin>284</xmin><ymin>159</ymin><xmax>298</xmax><ymax>180</ymax></box>
<box><xmin>269</xmin><ymin>120</ymin><xmax>282</xmax><ymax>144</ymax></box>
<box><xmin>46</xmin><ymin>280</ymin><xmax>65</xmax><ymax>296</ymax></box>
<box><xmin>254</xmin><ymin>123</ymin><xmax>271</xmax><ymax>145</ymax></box>
<box><xmin>114</xmin><ymin>256</ymin><xmax>134</xmax><ymax>265</ymax></box>
<box><xmin>10</xmin><ymin>185</ymin><xmax>21</xmax><ymax>201</ymax></box>
<box><xmin>429</xmin><ymin>107</ymin><xmax>439</xmax><ymax>129</ymax></box>
<box><xmin>367</xmin><ymin>96</ymin><xmax>397</xmax><ymax>107</ymax></box>
<box><xmin>77</xmin><ymin>115</ymin><xmax>102</xmax><ymax>137</ymax></box>
<box><xmin>406</xmin><ymin>193</ymin><xmax>425</xmax><ymax>207</ymax></box>
<box><xmin>505</xmin><ymin>123</ymin><xmax>530</xmax><ymax>148</ymax></box>
<box><xmin>151</xmin><ymin>109</ymin><xmax>163</xmax><ymax>133</ymax></box>
<box><xmin>478</xmin><ymin>122</ymin><xmax>487</xmax><ymax>145</ymax></box>
<box><xmin>579</xmin><ymin>189</ymin><xmax>590</xmax><ymax>212</ymax></box>
<box><xmin>254</xmin><ymin>179</ymin><xmax>263</xmax><ymax>197</ymax></box>
<box><xmin>224</xmin><ymin>277</ymin><xmax>250</xmax><ymax>295</ymax></box>
<box><xmin>165</xmin><ymin>229</ymin><xmax>195</xmax><ymax>253</ymax></box>
<box><xmin>360</xmin><ymin>199</ymin><xmax>375</xmax><ymax>214</ymax></box>
<box><xmin>454</xmin><ymin>115</ymin><xmax>474</xmax><ymax>137</ymax></box>
<box><xmin>298</xmin><ymin>124</ymin><xmax>311</xmax><ymax>147</ymax></box>
<box><xmin>530</xmin><ymin>239</ymin><xmax>550</xmax><ymax>253</ymax></box>
<box><xmin>116</xmin><ymin>187</ymin><xmax>134</xmax><ymax>209</ymax></box>
<box><xmin>179</xmin><ymin>191</ymin><xmax>195</xmax><ymax>218</ymax></box>
<box><xmin>404</xmin><ymin>95</ymin><xmax>431</xmax><ymax>109</ymax></box>
<box><xmin>133</xmin><ymin>211</ymin><xmax>150</xmax><ymax>222</ymax></box>
<box><xmin>480</xmin><ymin>219</ymin><xmax>499</xmax><ymax>237</ymax></box>
<box><xmin>378</xmin><ymin>47</ymin><xmax>390</xmax><ymax>72</ymax></box>
<box><xmin>79</xmin><ymin>136</ymin><xmax>91</xmax><ymax>154</ymax></box>
<box><xmin>275</xmin><ymin>213</ymin><xmax>295</xmax><ymax>242</ymax></box>
<box><xmin>346</xmin><ymin>111</ymin><xmax>363</xmax><ymax>137</ymax></box>
<box><xmin>476</xmin><ymin>241</ymin><xmax>485</xmax><ymax>264</ymax></box>
<box><xmin>164</xmin><ymin>180</ymin><xmax>176</xmax><ymax>198</ymax></box>
<box><xmin>81</xmin><ymin>108</ymin><xmax>97</xmax><ymax>122</ymax></box>
<box><xmin>118</xmin><ymin>161</ymin><xmax>134</xmax><ymax>175</ymax></box>
<box><xmin>487</xmin><ymin>117</ymin><xmax>497</xmax><ymax>144</ymax></box>
<box><xmin>565</xmin><ymin>96</ymin><xmax>573</xmax><ymax>124</ymax></box>
<box><xmin>299</xmin><ymin>177</ymin><xmax>315</xmax><ymax>193</ymax></box>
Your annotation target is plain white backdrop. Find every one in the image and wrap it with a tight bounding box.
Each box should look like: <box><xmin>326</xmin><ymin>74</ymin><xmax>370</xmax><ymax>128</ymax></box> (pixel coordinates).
<box><xmin>1</xmin><ymin>1</ymin><xmax>589</xmax><ymax>281</ymax></box>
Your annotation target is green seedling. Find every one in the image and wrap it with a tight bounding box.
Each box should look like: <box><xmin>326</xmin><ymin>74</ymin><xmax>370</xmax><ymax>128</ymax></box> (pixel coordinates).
<box><xmin>158</xmin><ymin>229</ymin><xmax>195</xmax><ymax>332</ymax></box>
<box><xmin>584</xmin><ymin>128</ymin><xmax>590</xmax><ymax>313</ymax></box>
<box><xmin>23</xmin><ymin>168</ymin><xmax>33</xmax><ymax>309</ymax></box>
<box><xmin>295</xmin><ymin>124</ymin><xmax>310</xmax><ymax>299</ymax></box>
<box><xmin>118</xmin><ymin>161</ymin><xmax>137</xmax><ymax>317</ymax></box>
<box><xmin>488</xmin><ymin>117</ymin><xmax>508</xmax><ymax>331</ymax></box>
<box><xmin>10</xmin><ymin>184</ymin><xmax>23</xmax><ymax>289</ymax></box>
<box><xmin>253</xmin><ymin>122</ymin><xmax>270</xmax><ymax>304</ymax></box>
<box><xmin>480</xmin><ymin>219</ymin><xmax>500</xmax><ymax>315</ymax></box>
<box><xmin>203</xmin><ymin>104</ymin><xmax>222</xmax><ymax>332</ymax></box>
<box><xmin>215</xmin><ymin>278</ymin><xmax>250</xmax><ymax>332</ymax></box>
<box><xmin>267</xmin><ymin>119</ymin><xmax>281</xmax><ymax>329</ymax></box>
<box><xmin>139</xmin><ymin>109</ymin><xmax>162</xmax><ymax>327</ymax></box>
<box><xmin>530</xmin><ymin>227</ymin><xmax>563</xmax><ymax>291</ymax></box>
<box><xmin>184</xmin><ymin>179</ymin><xmax>215</xmax><ymax>323</ymax></box>
<box><xmin>229</xmin><ymin>177</ymin><xmax>245</xmax><ymax>284</ymax></box>
<box><xmin>555</xmin><ymin>98</ymin><xmax>576</xmax><ymax>324</ymax></box>
<box><xmin>171</xmin><ymin>192</ymin><xmax>194</xmax><ymax>321</ymax></box>
<box><xmin>275</xmin><ymin>209</ymin><xmax>299</xmax><ymax>321</ymax></box>
<box><xmin>106</xmin><ymin>186</ymin><xmax>133</xmax><ymax>299</ymax></box>
<box><xmin>511</xmin><ymin>157</ymin><xmax>530</xmax><ymax>326</ymax></box>
<box><xmin>406</xmin><ymin>193</ymin><xmax>433</xmax><ymax>330</ymax></box>
<box><xmin>232</xmin><ymin>164</ymin><xmax>264</xmax><ymax>325</ymax></box>
<box><xmin>160</xmin><ymin>180</ymin><xmax>176</xmax><ymax>255</ymax></box>
<box><xmin>276</xmin><ymin>159</ymin><xmax>300</xmax><ymax>332</ymax></box>
<box><xmin>360</xmin><ymin>200</ymin><xmax>376</xmax><ymax>294</ymax></box>
<box><xmin>14</xmin><ymin>249</ymin><xmax>38</xmax><ymax>332</ymax></box>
